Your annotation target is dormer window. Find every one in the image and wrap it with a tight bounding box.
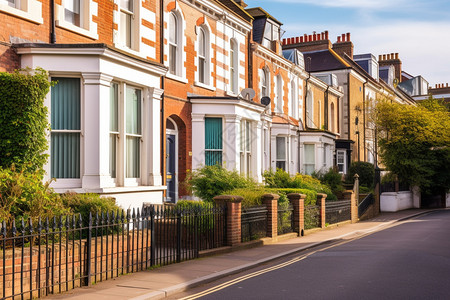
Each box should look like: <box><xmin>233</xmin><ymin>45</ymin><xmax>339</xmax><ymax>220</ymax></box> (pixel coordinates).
<box><xmin>263</xmin><ymin>20</ymin><xmax>279</xmax><ymax>51</ymax></box>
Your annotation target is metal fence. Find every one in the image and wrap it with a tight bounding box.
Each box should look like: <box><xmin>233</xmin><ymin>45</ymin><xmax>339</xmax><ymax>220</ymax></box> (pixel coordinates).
<box><xmin>277</xmin><ymin>204</ymin><xmax>294</xmax><ymax>235</ymax></box>
<box><xmin>358</xmin><ymin>193</ymin><xmax>374</xmax><ymax>217</ymax></box>
<box><xmin>325</xmin><ymin>200</ymin><xmax>351</xmax><ymax>225</ymax></box>
<box><xmin>241</xmin><ymin>205</ymin><xmax>268</xmax><ymax>242</ymax></box>
<box><xmin>305</xmin><ymin>205</ymin><xmax>320</xmax><ymax>229</ymax></box>
<box><xmin>0</xmin><ymin>204</ymin><xmax>226</xmax><ymax>300</ymax></box>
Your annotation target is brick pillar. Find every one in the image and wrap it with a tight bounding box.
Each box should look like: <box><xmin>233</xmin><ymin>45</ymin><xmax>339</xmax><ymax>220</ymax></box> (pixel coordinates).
<box><xmin>262</xmin><ymin>193</ymin><xmax>279</xmax><ymax>238</ymax></box>
<box><xmin>343</xmin><ymin>190</ymin><xmax>358</xmax><ymax>223</ymax></box>
<box><xmin>316</xmin><ymin>193</ymin><xmax>327</xmax><ymax>228</ymax></box>
<box><xmin>287</xmin><ymin>193</ymin><xmax>306</xmax><ymax>236</ymax></box>
<box><xmin>213</xmin><ymin>195</ymin><xmax>243</xmax><ymax>246</ymax></box>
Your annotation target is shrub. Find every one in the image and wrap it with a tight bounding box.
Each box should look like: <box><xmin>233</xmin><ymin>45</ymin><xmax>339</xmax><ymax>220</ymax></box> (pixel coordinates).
<box><xmin>0</xmin><ymin>166</ymin><xmax>67</xmax><ymax>224</ymax></box>
<box><xmin>0</xmin><ymin>68</ymin><xmax>52</xmax><ymax>175</ymax></box>
<box><xmin>224</xmin><ymin>187</ymin><xmax>268</xmax><ymax>208</ymax></box>
<box><xmin>265</xmin><ymin>188</ymin><xmax>317</xmax><ymax>205</ymax></box>
<box><xmin>346</xmin><ymin>162</ymin><xmax>374</xmax><ymax>188</ymax></box>
<box><xmin>313</xmin><ymin>168</ymin><xmax>345</xmax><ymax>197</ymax></box>
<box><xmin>263</xmin><ymin>169</ymin><xmax>336</xmax><ymax>201</ymax></box>
<box><xmin>61</xmin><ymin>192</ymin><xmax>121</xmax><ymax>226</ymax></box>
<box><xmin>175</xmin><ymin>200</ymin><xmax>212</xmax><ymax>210</ymax></box>
<box><xmin>185</xmin><ymin>164</ymin><xmax>258</xmax><ymax>202</ymax></box>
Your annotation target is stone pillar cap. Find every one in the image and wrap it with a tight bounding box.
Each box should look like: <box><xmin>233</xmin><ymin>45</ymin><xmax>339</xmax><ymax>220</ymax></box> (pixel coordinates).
<box><xmin>213</xmin><ymin>195</ymin><xmax>243</xmax><ymax>203</ymax></box>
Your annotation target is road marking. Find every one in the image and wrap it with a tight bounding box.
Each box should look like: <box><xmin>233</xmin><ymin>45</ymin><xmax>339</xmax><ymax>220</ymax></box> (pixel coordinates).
<box><xmin>179</xmin><ymin>240</ymin><xmax>351</xmax><ymax>300</ymax></box>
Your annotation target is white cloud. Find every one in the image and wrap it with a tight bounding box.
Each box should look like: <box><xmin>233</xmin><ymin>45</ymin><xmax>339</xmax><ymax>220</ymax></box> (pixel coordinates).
<box><xmin>284</xmin><ymin>21</ymin><xmax>450</xmax><ymax>85</ymax></box>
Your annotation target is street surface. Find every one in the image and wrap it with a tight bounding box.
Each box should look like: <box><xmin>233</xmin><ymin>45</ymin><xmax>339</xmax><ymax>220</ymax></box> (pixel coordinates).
<box><xmin>173</xmin><ymin>210</ymin><xmax>450</xmax><ymax>300</ymax></box>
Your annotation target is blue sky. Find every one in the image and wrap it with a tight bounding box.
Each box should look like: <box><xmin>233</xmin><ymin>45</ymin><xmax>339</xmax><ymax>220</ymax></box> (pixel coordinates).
<box><xmin>244</xmin><ymin>0</ymin><xmax>450</xmax><ymax>87</ymax></box>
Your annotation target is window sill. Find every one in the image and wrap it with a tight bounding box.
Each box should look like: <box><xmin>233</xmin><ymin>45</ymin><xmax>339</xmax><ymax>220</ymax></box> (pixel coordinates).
<box><xmin>0</xmin><ymin>3</ymin><xmax>43</xmax><ymax>24</ymax></box>
<box><xmin>166</xmin><ymin>72</ymin><xmax>188</xmax><ymax>84</ymax></box>
<box><xmin>56</xmin><ymin>20</ymin><xmax>98</xmax><ymax>40</ymax></box>
<box><xmin>113</xmin><ymin>43</ymin><xmax>146</xmax><ymax>59</ymax></box>
<box><xmin>225</xmin><ymin>90</ymin><xmax>239</xmax><ymax>97</ymax></box>
<box><xmin>194</xmin><ymin>81</ymin><xmax>216</xmax><ymax>91</ymax></box>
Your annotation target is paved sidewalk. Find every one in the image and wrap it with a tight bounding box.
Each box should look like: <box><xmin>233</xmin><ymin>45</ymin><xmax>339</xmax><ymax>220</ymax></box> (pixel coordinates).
<box><xmin>46</xmin><ymin>209</ymin><xmax>434</xmax><ymax>300</ymax></box>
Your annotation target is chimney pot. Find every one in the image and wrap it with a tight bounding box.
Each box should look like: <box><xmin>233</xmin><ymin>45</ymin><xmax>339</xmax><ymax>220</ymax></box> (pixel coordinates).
<box><xmin>341</xmin><ymin>33</ymin><xmax>346</xmax><ymax>42</ymax></box>
<box><xmin>325</xmin><ymin>30</ymin><xmax>329</xmax><ymax>40</ymax></box>
<box><xmin>346</xmin><ymin>32</ymin><xmax>351</xmax><ymax>41</ymax></box>
<box><xmin>391</xmin><ymin>53</ymin><xmax>395</xmax><ymax>59</ymax></box>
<box><xmin>337</xmin><ymin>36</ymin><xmax>341</xmax><ymax>43</ymax></box>
<box><xmin>296</xmin><ymin>37</ymin><xmax>300</xmax><ymax>43</ymax></box>
<box><xmin>447</xmin><ymin>83</ymin><xmax>448</xmax><ymax>87</ymax></box>
<box><xmin>378</xmin><ymin>55</ymin><xmax>382</xmax><ymax>61</ymax></box>
<box><xmin>313</xmin><ymin>34</ymin><xmax>316</xmax><ymax>41</ymax></box>
<box><xmin>321</xmin><ymin>32</ymin><xmax>324</xmax><ymax>40</ymax></box>
<box><xmin>308</xmin><ymin>35</ymin><xmax>312</xmax><ymax>42</ymax></box>
<box><xmin>395</xmin><ymin>53</ymin><xmax>399</xmax><ymax>59</ymax></box>
<box><xmin>300</xmin><ymin>36</ymin><xmax>303</xmax><ymax>43</ymax></box>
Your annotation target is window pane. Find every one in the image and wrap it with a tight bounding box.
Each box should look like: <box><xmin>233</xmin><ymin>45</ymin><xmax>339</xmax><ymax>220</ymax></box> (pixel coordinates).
<box><xmin>120</xmin><ymin>0</ymin><xmax>133</xmax><ymax>11</ymax></box>
<box><xmin>51</xmin><ymin>132</ymin><xmax>80</xmax><ymax>178</ymax></box>
<box><xmin>109</xmin><ymin>134</ymin><xmax>117</xmax><ymax>178</ymax></box>
<box><xmin>126</xmin><ymin>87</ymin><xmax>141</xmax><ymax>135</ymax></box>
<box><xmin>276</xmin><ymin>137</ymin><xmax>285</xmax><ymax>160</ymax></box>
<box><xmin>205</xmin><ymin>118</ymin><xmax>222</xmax><ymax>166</ymax></box>
<box><xmin>199</xmin><ymin>57</ymin><xmax>205</xmax><ymax>83</ymax></box>
<box><xmin>263</xmin><ymin>22</ymin><xmax>271</xmax><ymax>39</ymax></box>
<box><xmin>65</xmin><ymin>0</ymin><xmax>80</xmax><ymax>26</ymax></box>
<box><xmin>245</xmin><ymin>121</ymin><xmax>250</xmax><ymax>151</ymax></box>
<box><xmin>110</xmin><ymin>83</ymin><xmax>118</xmax><ymax>132</ymax></box>
<box><xmin>169</xmin><ymin>44</ymin><xmax>177</xmax><ymax>74</ymax></box>
<box><xmin>198</xmin><ymin>28</ymin><xmax>205</xmax><ymax>56</ymax></box>
<box><xmin>51</xmin><ymin>78</ymin><xmax>80</xmax><ymax>130</ymax></box>
<box><xmin>169</xmin><ymin>13</ymin><xmax>177</xmax><ymax>44</ymax></box>
<box><xmin>126</xmin><ymin>136</ymin><xmax>140</xmax><ymax>178</ymax></box>
<box><xmin>304</xmin><ymin>144</ymin><xmax>315</xmax><ymax>175</ymax></box>
<box><xmin>120</xmin><ymin>12</ymin><xmax>132</xmax><ymax>48</ymax></box>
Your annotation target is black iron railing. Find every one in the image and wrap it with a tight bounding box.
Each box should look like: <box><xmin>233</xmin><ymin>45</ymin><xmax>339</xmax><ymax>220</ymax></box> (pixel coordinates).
<box><xmin>305</xmin><ymin>205</ymin><xmax>320</xmax><ymax>229</ymax></box>
<box><xmin>358</xmin><ymin>193</ymin><xmax>374</xmax><ymax>217</ymax></box>
<box><xmin>0</xmin><ymin>204</ymin><xmax>226</xmax><ymax>299</ymax></box>
<box><xmin>277</xmin><ymin>204</ymin><xmax>294</xmax><ymax>235</ymax></box>
<box><xmin>326</xmin><ymin>200</ymin><xmax>351</xmax><ymax>225</ymax></box>
<box><xmin>241</xmin><ymin>205</ymin><xmax>268</xmax><ymax>242</ymax></box>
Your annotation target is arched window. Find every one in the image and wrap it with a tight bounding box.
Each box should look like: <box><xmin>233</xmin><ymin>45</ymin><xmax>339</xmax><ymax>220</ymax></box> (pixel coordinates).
<box><xmin>169</xmin><ymin>12</ymin><xmax>181</xmax><ymax>76</ymax></box>
<box><xmin>330</xmin><ymin>103</ymin><xmax>335</xmax><ymax>132</ymax></box>
<box><xmin>261</xmin><ymin>68</ymin><xmax>270</xmax><ymax>98</ymax></box>
<box><xmin>230</xmin><ymin>39</ymin><xmax>239</xmax><ymax>94</ymax></box>
<box><xmin>290</xmin><ymin>80</ymin><xmax>297</xmax><ymax>118</ymax></box>
<box><xmin>198</xmin><ymin>27</ymin><xmax>206</xmax><ymax>83</ymax></box>
<box><xmin>276</xmin><ymin>75</ymin><xmax>283</xmax><ymax>113</ymax></box>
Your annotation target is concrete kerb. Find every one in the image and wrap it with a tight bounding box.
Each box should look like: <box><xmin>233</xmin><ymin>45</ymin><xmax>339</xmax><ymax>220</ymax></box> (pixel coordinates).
<box><xmin>126</xmin><ymin>209</ymin><xmax>436</xmax><ymax>300</ymax></box>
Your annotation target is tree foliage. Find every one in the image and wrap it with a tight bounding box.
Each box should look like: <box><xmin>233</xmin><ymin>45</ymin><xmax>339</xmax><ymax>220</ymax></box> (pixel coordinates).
<box><xmin>374</xmin><ymin>98</ymin><xmax>450</xmax><ymax>194</ymax></box>
<box><xmin>0</xmin><ymin>68</ymin><xmax>52</xmax><ymax>175</ymax></box>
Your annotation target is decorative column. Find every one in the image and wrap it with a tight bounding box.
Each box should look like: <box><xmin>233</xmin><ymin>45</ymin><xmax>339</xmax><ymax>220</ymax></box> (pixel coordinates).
<box><xmin>81</xmin><ymin>72</ymin><xmax>113</xmax><ymax>189</ymax></box>
<box><xmin>262</xmin><ymin>193</ymin><xmax>279</xmax><ymax>238</ymax></box>
<box><xmin>287</xmin><ymin>193</ymin><xmax>306</xmax><ymax>236</ymax></box>
<box><xmin>213</xmin><ymin>195</ymin><xmax>243</xmax><ymax>246</ymax></box>
<box><xmin>316</xmin><ymin>193</ymin><xmax>327</xmax><ymax>228</ymax></box>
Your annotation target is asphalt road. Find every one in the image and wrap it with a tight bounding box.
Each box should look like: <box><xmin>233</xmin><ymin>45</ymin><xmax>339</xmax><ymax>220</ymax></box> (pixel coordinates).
<box><xmin>174</xmin><ymin>210</ymin><xmax>450</xmax><ymax>300</ymax></box>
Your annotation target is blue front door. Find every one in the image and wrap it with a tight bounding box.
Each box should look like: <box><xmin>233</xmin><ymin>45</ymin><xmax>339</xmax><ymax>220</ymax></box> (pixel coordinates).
<box><xmin>166</xmin><ymin>134</ymin><xmax>176</xmax><ymax>203</ymax></box>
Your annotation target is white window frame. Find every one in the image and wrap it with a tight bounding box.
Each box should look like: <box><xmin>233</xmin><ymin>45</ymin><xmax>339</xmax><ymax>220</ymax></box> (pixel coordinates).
<box><xmin>124</xmin><ymin>85</ymin><xmax>142</xmax><ymax>186</ymax></box>
<box><xmin>195</xmin><ymin>25</ymin><xmax>212</xmax><ymax>87</ymax></box>
<box><xmin>119</xmin><ymin>0</ymin><xmax>135</xmax><ymax>49</ymax></box>
<box><xmin>306</xmin><ymin>88</ymin><xmax>314</xmax><ymax>128</ymax></box>
<box><xmin>0</xmin><ymin>0</ymin><xmax>43</xmax><ymax>24</ymax></box>
<box><xmin>304</xmin><ymin>144</ymin><xmax>315</xmax><ymax>175</ymax></box>
<box><xmin>261</xmin><ymin>68</ymin><xmax>270</xmax><ymax>98</ymax></box>
<box><xmin>55</xmin><ymin>0</ymin><xmax>98</xmax><ymax>39</ymax></box>
<box><xmin>229</xmin><ymin>39</ymin><xmax>239</xmax><ymax>94</ymax></box>
<box><xmin>109</xmin><ymin>82</ymin><xmax>119</xmax><ymax>181</ymax></box>
<box><xmin>276</xmin><ymin>136</ymin><xmax>287</xmax><ymax>171</ymax></box>
<box><xmin>49</xmin><ymin>76</ymin><xmax>83</xmax><ymax>189</ymax></box>
<box><xmin>240</xmin><ymin>120</ymin><xmax>252</xmax><ymax>176</ymax></box>
<box><xmin>337</xmin><ymin>150</ymin><xmax>346</xmax><ymax>174</ymax></box>
<box><xmin>262</xmin><ymin>20</ymin><xmax>279</xmax><ymax>51</ymax></box>
<box><xmin>290</xmin><ymin>80</ymin><xmax>297</xmax><ymax>118</ymax></box>
<box><xmin>276</xmin><ymin>74</ymin><xmax>283</xmax><ymax>113</ymax></box>
<box><xmin>168</xmin><ymin>10</ymin><xmax>183</xmax><ymax>78</ymax></box>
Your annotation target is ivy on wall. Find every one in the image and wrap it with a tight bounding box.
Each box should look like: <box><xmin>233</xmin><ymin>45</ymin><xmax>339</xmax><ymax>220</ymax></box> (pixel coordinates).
<box><xmin>0</xmin><ymin>68</ymin><xmax>52</xmax><ymax>175</ymax></box>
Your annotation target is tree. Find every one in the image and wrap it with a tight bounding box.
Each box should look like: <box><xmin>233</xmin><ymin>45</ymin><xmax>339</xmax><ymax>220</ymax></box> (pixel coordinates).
<box><xmin>374</xmin><ymin>97</ymin><xmax>450</xmax><ymax>195</ymax></box>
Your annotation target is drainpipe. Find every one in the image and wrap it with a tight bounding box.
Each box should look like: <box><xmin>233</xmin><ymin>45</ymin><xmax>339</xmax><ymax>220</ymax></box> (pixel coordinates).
<box><xmin>362</xmin><ymin>79</ymin><xmax>367</xmax><ymax>162</ymax></box>
<box><xmin>160</xmin><ymin>0</ymin><xmax>165</xmax><ymax>188</ymax></box>
<box><xmin>50</xmin><ymin>0</ymin><xmax>56</xmax><ymax>43</ymax></box>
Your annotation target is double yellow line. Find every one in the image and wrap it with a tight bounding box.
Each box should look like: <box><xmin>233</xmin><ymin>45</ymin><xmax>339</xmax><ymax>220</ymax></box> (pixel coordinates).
<box><xmin>179</xmin><ymin>240</ymin><xmax>350</xmax><ymax>299</ymax></box>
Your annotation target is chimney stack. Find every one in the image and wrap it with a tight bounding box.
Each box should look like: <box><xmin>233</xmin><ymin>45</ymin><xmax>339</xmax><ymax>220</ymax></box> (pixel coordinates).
<box><xmin>379</xmin><ymin>52</ymin><xmax>402</xmax><ymax>83</ymax></box>
<box><xmin>332</xmin><ymin>32</ymin><xmax>354</xmax><ymax>59</ymax></box>
<box><xmin>281</xmin><ymin>30</ymin><xmax>332</xmax><ymax>52</ymax></box>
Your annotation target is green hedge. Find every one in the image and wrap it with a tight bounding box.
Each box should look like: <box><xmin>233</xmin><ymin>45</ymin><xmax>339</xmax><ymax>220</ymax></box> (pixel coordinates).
<box><xmin>0</xmin><ymin>68</ymin><xmax>52</xmax><ymax>174</ymax></box>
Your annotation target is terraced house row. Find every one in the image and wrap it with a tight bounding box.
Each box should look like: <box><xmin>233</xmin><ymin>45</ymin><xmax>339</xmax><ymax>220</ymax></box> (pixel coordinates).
<box><xmin>0</xmin><ymin>0</ymin><xmax>418</xmax><ymax>209</ymax></box>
